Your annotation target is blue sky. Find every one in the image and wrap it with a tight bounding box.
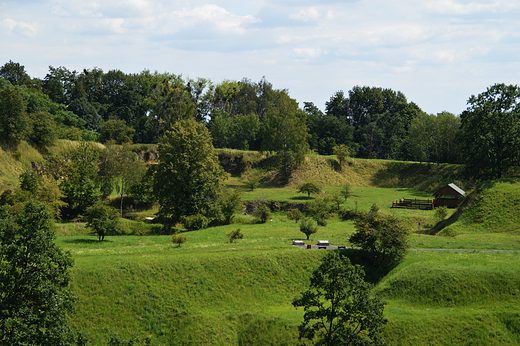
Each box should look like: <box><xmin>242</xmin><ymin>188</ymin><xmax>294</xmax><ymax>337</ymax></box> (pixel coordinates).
<box><xmin>1</xmin><ymin>0</ymin><xmax>519</xmax><ymax>115</ymax></box>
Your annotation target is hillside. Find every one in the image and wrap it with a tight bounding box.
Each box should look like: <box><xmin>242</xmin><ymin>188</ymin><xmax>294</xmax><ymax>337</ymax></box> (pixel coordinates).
<box><xmin>435</xmin><ymin>178</ymin><xmax>520</xmax><ymax>236</ymax></box>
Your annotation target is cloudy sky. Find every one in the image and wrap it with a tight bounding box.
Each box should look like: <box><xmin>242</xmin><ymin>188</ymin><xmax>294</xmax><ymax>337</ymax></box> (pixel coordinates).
<box><xmin>1</xmin><ymin>0</ymin><xmax>519</xmax><ymax>115</ymax></box>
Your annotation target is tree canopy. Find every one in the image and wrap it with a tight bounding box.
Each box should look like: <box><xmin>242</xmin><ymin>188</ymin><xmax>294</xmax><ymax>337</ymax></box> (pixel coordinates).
<box><xmin>153</xmin><ymin>118</ymin><xmax>226</xmax><ymax>227</ymax></box>
<box><xmin>459</xmin><ymin>83</ymin><xmax>520</xmax><ymax>180</ymax></box>
<box><xmin>292</xmin><ymin>251</ymin><xmax>387</xmax><ymax>346</ymax></box>
<box><xmin>0</xmin><ymin>201</ymin><xmax>84</xmax><ymax>345</ymax></box>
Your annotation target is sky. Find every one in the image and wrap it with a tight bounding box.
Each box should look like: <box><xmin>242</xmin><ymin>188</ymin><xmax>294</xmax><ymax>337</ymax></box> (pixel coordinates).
<box><xmin>1</xmin><ymin>0</ymin><xmax>519</xmax><ymax>115</ymax></box>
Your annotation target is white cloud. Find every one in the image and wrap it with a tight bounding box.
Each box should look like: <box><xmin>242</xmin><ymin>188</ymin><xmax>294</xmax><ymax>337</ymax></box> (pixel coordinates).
<box><xmin>161</xmin><ymin>4</ymin><xmax>259</xmax><ymax>35</ymax></box>
<box><xmin>289</xmin><ymin>7</ymin><xmax>321</xmax><ymax>21</ymax></box>
<box><xmin>293</xmin><ymin>47</ymin><xmax>322</xmax><ymax>59</ymax></box>
<box><xmin>0</xmin><ymin>18</ymin><xmax>40</xmax><ymax>36</ymax></box>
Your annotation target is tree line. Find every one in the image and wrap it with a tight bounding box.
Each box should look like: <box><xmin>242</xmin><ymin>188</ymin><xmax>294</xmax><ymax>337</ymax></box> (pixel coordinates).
<box><xmin>0</xmin><ymin>60</ymin><xmax>461</xmax><ymax>163</ymax></box>
<box><xmin>2</xmin><ymin>59</ymin><xmax>520</xmax><ymax>182</ymax></box>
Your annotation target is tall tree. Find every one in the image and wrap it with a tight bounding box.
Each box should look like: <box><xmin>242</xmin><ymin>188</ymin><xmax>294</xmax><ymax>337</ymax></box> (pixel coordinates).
<box><xmin>292</xmin><ymin>251</ymin><xmax>387</xmax><ymax>346</ymax></box>
<box><xmin>459</xmin><ymin>83</ymin><xmax>520</xmax><ymax>179</ymax></box>
<box><xmin>260</xmin><ymin>91</ymin><xmax>309</xmax><ymax>176</ymax></box>
<box><xmin>153</xmin><ymin>118</ymin><xmax>226</xmax><ymax>227</ymax></box>
<box><xmin>0</xmin><ymin>61</ymin><xmax>33</xmax><ymax>89</ymax></box>
<box><xmin>0</xmin><ymin>201</ymin><xmax>84</xmax><ymax>345</ymax></box>
<box><xmin>0</xmin><ymin>84</ymin><xmax>29</xmax><ymax>146</ymax></box>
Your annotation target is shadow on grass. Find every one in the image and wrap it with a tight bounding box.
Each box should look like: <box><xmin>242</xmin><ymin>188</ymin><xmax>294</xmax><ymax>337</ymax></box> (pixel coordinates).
<box><xmin>290</xmin><ymin>196</ymin><xmax>314</xmax><ymax>201</ymax></box>
<box><xmin>338</xmin><ymin>248</ymin><xmax>399</xmax><ymax>285</ymax></box>
<box><xmin>62</xmin><ymin>238</ymin><xmax>113</xmax><ymax>244</ymax></box>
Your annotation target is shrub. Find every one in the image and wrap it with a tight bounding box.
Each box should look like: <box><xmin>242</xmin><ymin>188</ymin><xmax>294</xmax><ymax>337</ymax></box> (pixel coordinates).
<box><xmin>286</xmin><ymin>208</ymin><xmax>303</xmax><ymax>223</ymax></box>
<box><xmin>350</xmin><ymin>212</ymin><xmax>408</xmax><ymax>267</ymax></box>
<box><xmin>227</xmin><ymin>228</ymin><xmax>244</xmax><ymax>243</ymax></box>
<box><xmin>85</xmin><ymin>201</ymin><xmax>121</xmax><ymax>241</ymax></box>
<box><xmin>171</xmin><ymin>234</ymin><xmax>187</xmax><ymax>248</ymax></box>
<box><xmin>253</xmin><ymin>205</ymin><xmax>271</xmax><ymax>223</ymax></box>
<box><xmin>300</xmin><ymin>218</ymin><xmax>318</xmax><ymax>240</ymax></box>
<box><xmin>181</xmin><ymin>214</ymin><xmax>209</xmax><ymax>231</ymax></box>
<box><xmin>434</xmin><ymin>206</ymin><xmax>449</xmax><ymax>221</ymax></box>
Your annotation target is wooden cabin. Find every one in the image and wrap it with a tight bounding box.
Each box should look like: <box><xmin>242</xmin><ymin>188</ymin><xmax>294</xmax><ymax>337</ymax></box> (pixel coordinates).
<box><xmin>434</xmin><ymin>183</ymin><xmax>465</xmax><ymax>208</ymax></box>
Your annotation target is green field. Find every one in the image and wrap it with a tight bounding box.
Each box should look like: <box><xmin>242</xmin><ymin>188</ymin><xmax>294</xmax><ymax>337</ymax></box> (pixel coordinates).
<box><xmin>4</xmin><ymin>144</ymin><xmax>520</xmax><ymax>345</ymax></box>
<box><xmin>55</xmin><ymin>176</ymin><xmax>520</xmax><ymax>345</ymax></box>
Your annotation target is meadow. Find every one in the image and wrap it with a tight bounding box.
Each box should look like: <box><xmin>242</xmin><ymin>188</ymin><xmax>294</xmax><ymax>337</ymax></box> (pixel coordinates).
<box><xmin>56</xmin><ymin>175</ymin><xmax>520</xmax><ymax>345</ymax></box>
<box><xmin>4</xmin><ymin>143</ymin><xmax>520</xmax><ymax>345</ymax></box>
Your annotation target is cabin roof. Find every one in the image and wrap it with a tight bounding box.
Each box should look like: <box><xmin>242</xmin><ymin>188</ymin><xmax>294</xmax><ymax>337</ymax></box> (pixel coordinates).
<box><xmin>434</xmin><ymin>183</ymin><xmax>465</xmax><ymax>197</ymax></box>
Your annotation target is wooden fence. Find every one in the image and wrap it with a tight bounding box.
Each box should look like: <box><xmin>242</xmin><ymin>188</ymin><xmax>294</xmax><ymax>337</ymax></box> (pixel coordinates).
<box><xmin>392</xmin><ymin>198</ymin><xmax>434</xmax><ymax>210</ymax></box>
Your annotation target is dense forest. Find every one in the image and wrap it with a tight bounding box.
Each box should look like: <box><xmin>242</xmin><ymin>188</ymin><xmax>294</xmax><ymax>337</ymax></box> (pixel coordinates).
<box><xmin>0</xmin><ymin>60</ymin><xmax>462</xmax><ymax>164</ymax></box>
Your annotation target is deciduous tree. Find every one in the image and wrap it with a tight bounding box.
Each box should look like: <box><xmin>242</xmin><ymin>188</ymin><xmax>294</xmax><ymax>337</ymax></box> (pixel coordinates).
<box><xmin>292</xmin><ymin>251</ymin><xmax>387</xmax><ymax>346</ymax></box>
<box><xmin>153</xmin><ymin>118</ymin><xmax>225</xmax><ymax>227</ymax></box>
<box><xmin>0</xmin><ymin>201</ymin><xmax>84</xmax><ymax>345</ymax></box>
<box><xmin>459</xmin><ymin>83</ymin><xmax>520</xmax><ymax>179</ymax></box>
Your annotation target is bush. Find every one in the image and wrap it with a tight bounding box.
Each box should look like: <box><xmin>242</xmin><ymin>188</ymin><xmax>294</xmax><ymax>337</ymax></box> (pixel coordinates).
<box><xmin>253</xmin><ymin>205</ymin><xmax>271</xmax><ymax>223</ymax></box>
<box><xmin>227</xmin><ymin>228</ymin><xmax>244</xmax><ymax>243</ymax></box>
<box><xmin>349</xmin><ymin>212</ymin><xmax>408</xmax><ymax>267</ymax></box>
<box><xmin>286</xmin><ymin>208</ymin><xmax>303</xmax><ymax>223</ymax></box>
<box><xmin>85</xmin><ymin>201</ymin><xmax>121</xmax><ymax>241</ymax></box>
<box><xmin>299</xmin><ymin>218</ymin><xmax>318</xmax><ymax>240</ymax></box>
<box><xmin>434</xmin><ymin>206</ymin><xmax>449</xmax><ymax>221</ymax></box>
<box><xmin>172</xmin><ymin>234</ymin><xmax>187</xmax><ymax>248</ymax></box>
<box><xmin>181</xmin><ymin>214</ymin><xmax>209</xmax><ymax>231</ymax></box>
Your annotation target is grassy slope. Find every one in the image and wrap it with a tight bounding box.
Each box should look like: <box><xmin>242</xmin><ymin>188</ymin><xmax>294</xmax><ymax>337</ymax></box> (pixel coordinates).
<box><xmin>5</xmin><ymin>143</ymin><xmax>520</xmax><ymax>345</ymax></box>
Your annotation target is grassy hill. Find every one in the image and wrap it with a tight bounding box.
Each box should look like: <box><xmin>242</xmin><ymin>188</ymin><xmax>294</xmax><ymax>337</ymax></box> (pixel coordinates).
<box><xmin>434</xmin><ymin>177</ymin><xmax>520</xmax><ymax>237</ymax></box>
<box><xmin>5</xmin><ymin>142</ymin><xmax>520</xmax><ymax>345</ymax></box>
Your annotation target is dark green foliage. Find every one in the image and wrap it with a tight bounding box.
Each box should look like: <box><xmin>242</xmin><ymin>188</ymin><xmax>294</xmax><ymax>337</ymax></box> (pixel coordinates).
<box><xmin>292</xmin><ymin>251</ymin><xmax>387</xmax><ymax>346</ymax></box>
<box><xmin>299</xmin><ymin>218</ymin><xmax>318</xmax><ymax>240</ymax></box>
<box><xmin>60</xmin><ymin>142</ymin><xmax>101</xmax><ymax>218</ymax></box>
<box><xmin>227</xmin><ymin>228</ymin><xmax>244</xmax><ymax>243</ymax></box>
<box><xmin>459</xmin><ymin>83</ymin><xmax>520</xmax><ymax>180</ymax></box>
<box><xmin>154</xmin><ymin>119</ymin><xmax>226</xmax><ymax>226</ymax></box>
<box><xmin>0</xmin><ymin>84</ymin><xmax>29</xmax><ymax>146</ymax></box>
<box><xmin>298</xmin><ymin>182</ymin><xmax>321</xmax><ymax>198</ymax></box>
<box><xmin>306</xmin><ymin>100</ymin><xmax>354</xmax><ymax>156</ymax></box>
<box><xmin>286</xmin><ymin>208</ymin><xmax>303</xmax><ymax>223</ymax></box>
<box><xmin>0</xmin><ymin>61</ymin><xmax>32</xmax><ymax>88</ymax></box>
<box><xmin>350</xmin><ymin>212</ymin><xmax>408</xmax><ymax>267</ymax></box>
<box><xmin>218</xmin><ymin>188</ymin><xmax>243</xmax><ymax>225</ymax></box>
<box><xmin>253</xmin><ymin>205</ymin><xmax>271</xmax><ymax>223</ymax></box>
<box><xmin>85</xmin><ymin>201</ymin><xmax>121</xmax><ymax>241</ymax></box>
<box><xmin>181</xmin><ymin>214</ymin><xmax>209</xmax><ymax>231</ymax></box>
<box><xmin>305</xmin><ymin>195</ymin><xmax>333</xmax><ymax>226</ymax></box>
<box><xmin>28</xmin><ymin>111</ymin><xmax>58</xmax><ymax>148</ymax></box>
<box><xmin>68</xmin><ymin>97</ymin><xmax>102</xmax><ymax>132</ymax></box>
<box><xmin>405</xmin><ymin>111</ymin><xmax>461</xmax><ymax>164</ymax></box>
<box><xmin>171</xmin><ymin>234</ymin><xmax>187</xmax><ymax>248</ymax></box>
<box><xmin>99</xmin><ymin>119</ymin><xmax>135</xmax><ymax>144</ymax></box>
<box><xmin>0</xmin><ymin>201</ymin><xmax>84</xmax><ymax>345</ymax></box>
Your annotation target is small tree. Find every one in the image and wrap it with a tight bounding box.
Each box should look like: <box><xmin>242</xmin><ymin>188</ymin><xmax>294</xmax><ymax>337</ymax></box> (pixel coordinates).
<box><xmin>306</xmin><ymin>195</ymin><xmax>333</xmax><ymax>227</ymax></box>
<box><xmin>227</xmin><ymin>228</ymin><xmax>244</xmax><ymax>243</ymax></box>
<box><xmin>434</xmin><ymin>206</ymin><xmax>448</xmax><ymax>221</ymax></box>
<box><xmin>292</xmin><ymin>251</ymin><xmax>387</xmax><ymax>346</ymax></box>
<box><xmin>331</xmin><ymin>191</ymin><xmax>345</xmax><ymax>209</ymax></box>
<box><xmin>333</xmin><ymin>143</ymin><xmax>350</xmax><ymax>167</ymax></box>
<box><xmin>242</xmin><ymin>172</ymin><xmax>261</xmax><ymax>191</ymax></box>
<box><xmin>299</xmin><ymin>218</ymin><xmax>318</xmax><ymax>240</ymax></box>
<box><xmin>286</xmin><ymin>208</ymin><xmax>303</xmax><ymax>223</ymax></box>
<box><xmin>172</xmin><ymin>234</ymin><xmax>187</xmax><ymax>248</ymax></box>
<box><xmin>341</xmin><ymin>183</ymin><xmax>353</xmax><ymax>201</ymax></box>
<box><xmin>219</xmin><ymin>188</ymin><xmax>243</xmax><ymax>225</ymax></box>
<box><xmin>85</xmin><ymin>201</ymin><xmax>121</xmax><ymax>241</ymax></box>
<box><xmin>350</xmin><ymin>212</ymin><xmax>408</xmax><ymax>266</ymax></box>
<box><xmin>253</xmin><ymin>204</ymin><xmax>271</xmax><ymax>223</ymax></box>
<box><xmin>298</xmin><ymin>182</ymin><xmax>321</xmax><ymax>198</ymax></box>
